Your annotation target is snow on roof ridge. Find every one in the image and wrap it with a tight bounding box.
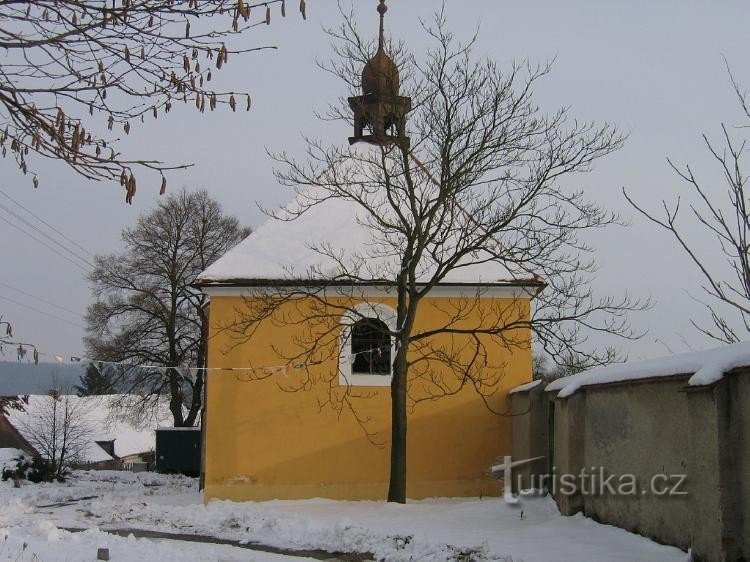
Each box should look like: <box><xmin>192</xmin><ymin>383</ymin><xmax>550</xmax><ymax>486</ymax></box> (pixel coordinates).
<box><xmin>545</xmin><ymin>341</ymin><xmax>750</xmax><ymax>398</ymax></box>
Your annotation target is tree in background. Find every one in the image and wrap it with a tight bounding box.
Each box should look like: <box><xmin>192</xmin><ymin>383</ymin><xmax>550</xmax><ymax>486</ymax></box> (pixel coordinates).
<box><xmin>18</xmin><ymin>390</ymin><xmax>91</xmax><ymax>480</ymax></box>
<box><xmin>85</xmin><ymin>189</ymin><xmax>249</xmax><ymax>426</ymax></box>
<box><xmin>227</xmin><ymin>7</ymin><xmax>645</xmax><ymax>503</ymax></box>
<box><xmin>626</xmin><ymin>65</ymin><xmax>750</xmax><ymax>344</ymax></box>
<box><xmin>75</xmin><ymin>363</ymin><xmax>118</xmax><ymax>396</ymax></box>
<box><xmin>0</xmin><ymin>0</ymin><xmax>307</xmax><ymax>200</ymax></box>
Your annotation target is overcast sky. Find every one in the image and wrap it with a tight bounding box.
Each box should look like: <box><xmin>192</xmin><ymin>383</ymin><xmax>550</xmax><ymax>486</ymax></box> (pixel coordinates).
<box><xmin>0</xmin><ymin>1</ymin><xmax>748</xmax><ymax>364</ymax></box>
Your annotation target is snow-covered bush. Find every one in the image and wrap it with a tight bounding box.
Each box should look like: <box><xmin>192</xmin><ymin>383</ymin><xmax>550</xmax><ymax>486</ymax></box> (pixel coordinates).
<box><xmin>0</xmin><ymin>448</ymin><xmax>57</xmax><ymax>484</ymax></box>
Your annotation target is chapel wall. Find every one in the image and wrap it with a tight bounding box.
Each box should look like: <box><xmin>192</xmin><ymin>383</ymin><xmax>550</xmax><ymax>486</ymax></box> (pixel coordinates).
<box><xmin>203</xmin><ymin>293</ymin><xmax>533</xmax><ymax>502</ymax></box>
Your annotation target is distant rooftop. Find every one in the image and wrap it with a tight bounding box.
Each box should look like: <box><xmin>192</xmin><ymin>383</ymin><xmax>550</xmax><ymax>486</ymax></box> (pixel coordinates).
<box><xmin>5</xmin><ymin>394</ymin><xmax>172</xmax><ymax>463</ymax></box>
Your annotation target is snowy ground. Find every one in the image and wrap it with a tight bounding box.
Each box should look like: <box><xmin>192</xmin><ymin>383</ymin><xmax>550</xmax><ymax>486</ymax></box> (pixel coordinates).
<box><xmin>0</xmin><ymin>471</ymin><xmax>688</xmax><ymax>561</ymax></box>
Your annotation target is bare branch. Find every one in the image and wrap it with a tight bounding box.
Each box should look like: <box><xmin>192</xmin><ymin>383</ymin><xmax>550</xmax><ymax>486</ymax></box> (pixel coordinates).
<box><xmin>0</xmin><ymin>0</ymin><xmax>305</xmax><ymax>199</ymax></box>
<box><xmin>625</xmin><ymin>65</ymin><xmax>750</xmax><ymax>344</ymax></box>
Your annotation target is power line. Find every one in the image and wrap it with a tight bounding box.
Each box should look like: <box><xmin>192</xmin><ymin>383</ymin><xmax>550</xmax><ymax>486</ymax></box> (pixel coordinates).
<box><xmin>0</xmin><ymin>294</ymin><xmax>85</xmax><ymax>329</ymax></box>
<box><xmin>0</xmin><ymin>281</ymin><xmax>84</xmax><ymax>319</ymax></box>
<box><xmin>0</xmin><ymin>189</ymin><xmax>94</xmax><ymax>258</ymax></box>
<box><xmin>0</xmin><ymin>200</ymin><xmax>94</xmax><ymax>267</ymax></box>
<box><xmin>0</xmin><ymin>201</ymin><xmax>95</xmax><ymax>269</ymax></box>
<box><xmin>0</xmin><ymin>214</ymin><xmax>91</xmax><ymax>273</ymax></box>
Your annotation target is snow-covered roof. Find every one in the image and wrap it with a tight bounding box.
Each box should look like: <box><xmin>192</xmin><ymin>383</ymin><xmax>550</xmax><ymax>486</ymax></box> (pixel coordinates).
<box><xmin>5</xmin><ymin>395</ymin><xmax>172</xmax><ymax>463</ymax></box>
<box><xmin>546</xmin><ymin>342</ymin><xmax>750</xmax><ymax>398</ymax></box>
<box><xmin>198</xmin><ymin>196</ymin><xmax>540</xmax><ymax>287</ymax></box>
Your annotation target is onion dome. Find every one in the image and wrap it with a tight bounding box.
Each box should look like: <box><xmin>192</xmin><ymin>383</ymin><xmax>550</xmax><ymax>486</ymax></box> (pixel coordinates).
<box><xmin>361</xmin><ymin>1</ymin><xmax>399</xmax><ymax>96</ymax></box>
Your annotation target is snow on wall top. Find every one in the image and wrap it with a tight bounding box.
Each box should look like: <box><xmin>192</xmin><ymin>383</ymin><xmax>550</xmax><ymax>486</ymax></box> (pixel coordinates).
<box><xmin>546</xmin><ymin>342</ymin><xmax>750</xmax><ymax>398</ymax></box>
<box><xmin>5</xmin><ymin>395</ymin><xmax>172</xmax><ymax>463</ymax></box>
<box><xmin>509</xmin><ymin>379</ymin><xmax>543</xmax><ymax>394</ymax></box>
<box><xmin>198</xmin><ymin>195</ymin><xmax>538</xmax><ymax>286</ymax></box>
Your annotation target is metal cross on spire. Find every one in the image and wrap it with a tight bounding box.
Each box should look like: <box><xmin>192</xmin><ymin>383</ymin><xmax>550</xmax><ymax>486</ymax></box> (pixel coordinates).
<box><xmin>377</xmin><ymin>0</ymin><xmax>387</xmax><ymax>52</ymax></box>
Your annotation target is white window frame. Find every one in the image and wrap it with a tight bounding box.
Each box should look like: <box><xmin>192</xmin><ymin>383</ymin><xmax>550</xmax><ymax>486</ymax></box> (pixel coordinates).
<box><xmin>339</xmin><ymin>302</ymin><xmax>396</xmax><ymax>387</ymax></box>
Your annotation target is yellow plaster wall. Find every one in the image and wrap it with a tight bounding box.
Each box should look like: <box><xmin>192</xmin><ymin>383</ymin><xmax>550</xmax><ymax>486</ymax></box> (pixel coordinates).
<box><xmin>203</xmin><ymin>294</ymin><xmax>532</xmax><ymax>502</ymax></box>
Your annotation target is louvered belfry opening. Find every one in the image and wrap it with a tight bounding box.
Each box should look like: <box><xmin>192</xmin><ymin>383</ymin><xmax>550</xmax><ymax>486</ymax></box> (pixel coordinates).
<box><xmin>348</xmin><ymin>0</ymin><xmax>412</xmax><ymax>148</ymax></box>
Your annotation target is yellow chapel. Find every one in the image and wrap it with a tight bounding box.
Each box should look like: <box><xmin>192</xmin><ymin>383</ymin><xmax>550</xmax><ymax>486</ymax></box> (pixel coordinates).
<box><xmin>196</xmin><ymin>195</ymin><xmax>540</xmax><ymax>502</ymax></box>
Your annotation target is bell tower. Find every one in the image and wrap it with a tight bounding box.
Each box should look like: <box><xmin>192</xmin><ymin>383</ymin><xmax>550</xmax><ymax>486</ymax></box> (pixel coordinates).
<box><xmin>348</xmin><ymin>0</ymin><xmax>412</xmax><ymax>148</ymax></box>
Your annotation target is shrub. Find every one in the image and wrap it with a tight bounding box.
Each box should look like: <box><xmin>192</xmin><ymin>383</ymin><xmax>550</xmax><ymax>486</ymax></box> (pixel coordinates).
<box><xmin>1</xmin><ymin>454</ymin><xmax>59</xmax><ymax>484</ymax></box>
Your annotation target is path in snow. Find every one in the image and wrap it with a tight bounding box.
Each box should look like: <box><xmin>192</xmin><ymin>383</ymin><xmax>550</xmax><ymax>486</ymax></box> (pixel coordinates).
<box><xmin>62</xmin><ymin>526</ymin><xmax>369</xmax><ymax>561</ymax></box>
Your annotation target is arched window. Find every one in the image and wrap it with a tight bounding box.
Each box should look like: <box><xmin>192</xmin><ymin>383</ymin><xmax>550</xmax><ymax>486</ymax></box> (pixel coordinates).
<box><xmin>339</xmin><ymin>302</ymin><xmax>396</xmax><ymax>387</ymax></box>
<box><xmin>351</xmin><ymin>318</ymin><xmax>391</xmax><ymax>375</ymax></box>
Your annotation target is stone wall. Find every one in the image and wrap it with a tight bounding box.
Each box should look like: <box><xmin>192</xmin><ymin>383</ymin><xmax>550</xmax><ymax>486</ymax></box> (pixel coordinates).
<box><xmin>511</xmin><ymin>368</ymin><xmax>750</xmax><ymax>562</ymax></box>
<box><xmin>509</xmin><ymin>385</ymin><xmax>547</xmax><ymax>492</ymax></box>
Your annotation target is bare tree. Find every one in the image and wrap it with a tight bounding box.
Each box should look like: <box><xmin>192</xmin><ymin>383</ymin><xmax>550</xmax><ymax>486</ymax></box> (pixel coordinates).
<box><xmin>85</xmin><ymin>189</ymin><xmax>249</xmax><ymax>426</ymax></box>
<box><xmin>221</xmin><ymin>7</ymin><xmax>644</xmax><ymax>503</ymax></box>
<box><xmin>18</xmin><ymin>390</ymin><xmax>91</xmax><ymax>480</ymax></box>
<box><xmin>0</xmin><ymin>0</ymin><xmax>307</xmax><ymax>200</ymax></box>
<box><xmin>532</xmin><ymin>348</ymin><xmax>621</xmax><ymax>382</ymax></box>
<box><xmin>625</xmin><ymin>65</ymin><xmax>750</xmax><ymax>344</ymax></box>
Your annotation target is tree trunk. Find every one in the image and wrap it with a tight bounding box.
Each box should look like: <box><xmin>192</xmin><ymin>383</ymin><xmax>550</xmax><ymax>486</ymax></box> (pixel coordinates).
<box><xmin>57</xmin><ymin>441</ymin><xmax>67</xmax><ymax>480</ymax></box>
<box><xmin>57</xmin><ymin>400</ymin><xmax>68</xmax><ymax>480</ymax></box>
<box><xmin>388</xmin><ymin>242</ymin><xmax>416</xmax><ymax>504</ymax></box>
<box><xmin>387</xmin><ymin>338</ymin><xmax>409</xmax><ymax>503</ymax></box>
<box><xmin>184</xmin><ymin>307</ymin><xmax>208</xmax><ymax>427</ymax></box>
<box><xmin>168</xmin><ymin>367</ymin><xmax>186</xmax><ymax>427</ymax></box>
<box><xmin>184</xmin><ymin>373</ymin><xmax>203</xmax><ymax>427</ymax></box>
<box><xmin>51</xmin><ymin>398</ymin><xmax>58</xmax><ymax>477</ymax></box>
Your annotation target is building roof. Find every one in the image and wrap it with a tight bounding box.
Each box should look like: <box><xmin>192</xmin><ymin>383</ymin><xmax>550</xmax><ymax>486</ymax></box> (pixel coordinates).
<box><xmin>197</xmin><ymin>195</ymin><xmax>541</xmax><ymax>289</ymax></box>
<box><xmin>4</xmin><ymin>395</ymin><xmax>171</xmax><ymax>463</ymax></box>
